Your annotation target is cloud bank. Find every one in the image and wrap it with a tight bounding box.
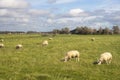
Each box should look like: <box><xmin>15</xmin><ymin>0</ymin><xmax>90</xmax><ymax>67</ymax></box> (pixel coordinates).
<box><xmin>0</xmin><ymin>0</ymin><xmax>120</xmax><ymax>31</ymax></box>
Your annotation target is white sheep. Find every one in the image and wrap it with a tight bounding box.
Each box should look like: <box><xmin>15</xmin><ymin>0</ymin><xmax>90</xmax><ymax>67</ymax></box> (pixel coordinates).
<box><xmin>62</xmin><ymin>50</ymin><xmax>80</xmax><ymax>62</ymax></box>
<box><xmin>91</xmin><ymin>38</ymin><xmax>95</xmax><ymax>41</ymax></box>
<box><xmin>97</xmin><ymin>52</ymin><xmax>112</xmax><ymax>65</ymax></box>
<box><xmin>16</xmin><ymin>44</ymin><xmax>23</xmax><ymax>49</ymax></box>
<box><xmin>0</xmin><ymin>43</ymin><xmax>4</xmax><ymax>48</ymax></box>
<box><xmin>49</xmin><ymin>38</ymin><xmax>53</xmax><ymax>40</ymax></box>
<box><xmin>0</xmin><ymin>39</ymin><xmax>4</xmax><ymax>42</ymax></box>
<box><xmin>42</xmin><ymin>40</ymin><xmax>48</xmax><ymax>46</ymax></box>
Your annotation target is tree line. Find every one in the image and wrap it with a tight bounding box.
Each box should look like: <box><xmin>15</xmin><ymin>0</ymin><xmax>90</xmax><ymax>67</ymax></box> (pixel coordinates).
<box><xmin>0</xmin><ymin>25</ymin><xmax>119</xmax><ymax>35</ymax></box>
<box><xmin>53</xmin><ymin>25</ymin><xmax>120</xmax><ymax>35</ymax></box>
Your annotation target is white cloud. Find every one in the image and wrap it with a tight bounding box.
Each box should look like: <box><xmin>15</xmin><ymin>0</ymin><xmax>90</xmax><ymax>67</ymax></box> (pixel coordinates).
<box><xmin>0</xmin><ymin>8</ymin><xmax>30</xmax><ymax>18</ymax></box>
<box><xmin>98</xmin><ymin>0</ymin><xmax>120</xmax><ymax>12</ymax></box>
<box><xmin>47</xmin><ymin>0</ymin><xmax>77</xmax><ymax>4</ymax></box>
<box><xmin>0</xmin><ymin>9</ymin><xmax>8</xmax><ymax>16</ymax></box>
<box><xmin>56</xmin><ymin>0</ymin><xmax>76</xmax><ymax>4</ymax></box>
<box><xmin>15</xmin><ymin>18</ymin><xmax>29</xmax><ymax>23</ymax></box>
<box><xmin>83</xmin><ymin>16</ymin><xmax>103</xmax><ymax>21</ymax></box>
<box><xmin>47</xmin><ymin>19</ymin><xmax>54</xmax><ymax>23</ymax></box>
<box><xmin>0</xmin><ymin>0</ymin><xmax>29</xmax><ymax>8</ymax></box>
<box><xmin>69</xmin><ymin>8</ymin><xmax>87</xmax><ymax>17</ymax></box>
<box><xmin>47</xmin><ymin>0</ymin><xmax>56</xmax><ymax>4</ymax></box>
<box><xmin>29</xmin><ymin>9</ymin><xmax>50</xmax><ymax>16</ymax></box>
<box><xmin>91</xmin><ymin>22</ymin><xmax>112</xmax><ymax>29</ymax></box>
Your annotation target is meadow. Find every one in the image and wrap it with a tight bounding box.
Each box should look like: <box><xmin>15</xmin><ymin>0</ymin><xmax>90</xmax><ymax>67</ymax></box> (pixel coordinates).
<box><xmin>0</xmin><ymin>34</ymin><xmax>120</xmax><ymax>80</ymax></box>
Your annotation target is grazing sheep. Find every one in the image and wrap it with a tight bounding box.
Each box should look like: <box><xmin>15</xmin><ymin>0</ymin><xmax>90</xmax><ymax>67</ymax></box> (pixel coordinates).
<box><xmin>42</xmin><ymin>40</ymin><xmax>48</xmax><ymax>46</ymax></box>
<box><xmin>91</xmin><ymin>38</ymin><xmax>95</xmax><ymax>41</ymax></box>
<box><xmin>0</xmin><ymin>43</ymin><xmax>4</xmax><ymax>48</ymax></box>
<box><xmin>95</xmin><ymin>52</ymin><xmax>112</xmax><ymax>65</ymax></box>
<box><xmin>0</xmin><ymin>39</ymin><xmax>4</xmax><ymax>42</ymax></box>
<box><xmin>49</xmin><ymin>38</ymin><xmax>53</xmax><ymax>40</ymax></box>
<box><xmin>62</xmin><ymin>50</ymin><xmax>80</xmax><ymax>62</ymax></box>
<box><xmin>16</xmin><ymin>44</ymin><xmax>23</xmax><ymax>49</ymax></box>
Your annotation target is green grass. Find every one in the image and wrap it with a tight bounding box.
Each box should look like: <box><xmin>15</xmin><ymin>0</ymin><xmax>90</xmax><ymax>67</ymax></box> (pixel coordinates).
<box><xmin>0</xmin><ymin>34</ymin><xmax>120</xmax><ymax>80</ymax></box>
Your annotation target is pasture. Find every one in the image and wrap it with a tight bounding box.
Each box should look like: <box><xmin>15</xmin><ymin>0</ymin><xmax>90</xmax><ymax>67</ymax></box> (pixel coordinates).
<box><xmin>0</xmin><ymin>34</ymin><xmax>120</xmax><ymax>80</ymax></box>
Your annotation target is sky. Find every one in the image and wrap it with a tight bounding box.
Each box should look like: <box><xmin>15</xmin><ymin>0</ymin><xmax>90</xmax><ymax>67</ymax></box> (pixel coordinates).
<box><xmin>0</xmin><ymin>0</ymin><xmax>120</xmax><ymax>32</ymax></box>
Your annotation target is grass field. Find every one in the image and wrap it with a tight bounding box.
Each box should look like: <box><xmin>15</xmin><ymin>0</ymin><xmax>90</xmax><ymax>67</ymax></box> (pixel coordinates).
<box><xmin>0</xmin><ymin>34</ymin><xmax>120</xmax><ymax>80</ymax></box>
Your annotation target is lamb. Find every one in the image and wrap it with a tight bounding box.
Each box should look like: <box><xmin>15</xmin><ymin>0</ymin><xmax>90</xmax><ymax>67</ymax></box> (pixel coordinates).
<box><xmin>16</xmin><ymin>44</ymin><xmax>23</xmax><ymax>49</ymax></box>
<box><xmin>0</xmin><ymin>43</ymin><xmax>4</xmax><ymax>48</ymax></box>
<box><xmin>42</xmin><ymin>40</ymin><xmax>48</xmax><ymax>46</ymax></box>
<box><xmin>62</xmin><ymin>50</ymin><xmax>80</xmax><ymax>62</ymax></box>
<box><xmin>95</xmin><ymin>52</ymin><xmax>112</xmax><ymax>65</ymax></box>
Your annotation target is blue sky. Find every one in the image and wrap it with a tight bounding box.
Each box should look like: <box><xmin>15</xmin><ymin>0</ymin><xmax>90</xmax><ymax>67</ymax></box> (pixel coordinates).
<box><xmin>0</xmin><ymin>0</ymin><xmax>120</xmax><ymax>31</ymax></box>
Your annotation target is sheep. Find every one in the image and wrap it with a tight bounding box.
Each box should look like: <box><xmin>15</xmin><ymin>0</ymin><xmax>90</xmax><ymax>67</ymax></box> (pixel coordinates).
<box><xmin>62</xmin><ymin>50</ymin><xmax>80</xmax><ymax>62</ymax></box>
<box><xmin>0</xmin><ymin>39</ymin><xmax>4</xmax><ymax>42</ymax></box>
<box><xmin>42</xmin><ymin>40</ymin><xmax>48</xmax><ymax>46</ymax></box>
<box><xmin>95</xmin><ymin>52</ymin><xmax>112</xmax><ymax>65</ymax></box>
<box><xmin>0</xmin><ymin>43</ymin><xmax>4</xmax><ymax>48</ymax></box>
<box><xmin>91</xmin><ymin>38</ymin><xmax>95</xmax><ymax>41</ymax></box>
<box><xmin>16</xmin><ymin>44</ymin><xmax>23</xmax><ymax>49</ymax></box>
<box><xmin>49</xmin><ymin>38</ymin><xmax>53</xmax><ymax>40</ymax></box>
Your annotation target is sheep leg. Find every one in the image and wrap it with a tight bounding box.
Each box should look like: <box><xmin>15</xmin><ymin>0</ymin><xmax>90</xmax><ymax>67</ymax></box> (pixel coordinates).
<box><xmin>77</xmin><ymin>57</ymin><xmax>79</xmax><ymax>62</ymax></box>
<box><xmin>106</xmin><ymin>60</ymin><xmax>109</xmax><ymax>65</ymax></box>
<box><xmin>98</xmin><ymin>61</ymin><xmax>101</xmax><ymax>65</ymax></box>
<box><xmin>76</xmin><ymin>58</ymin><xmax>79</xmax><ymax>62</ymax></box>
<box><xmin>108</xmin><ymin>59</ymin><xmax>112</xmax><ymax>64</ymax></box>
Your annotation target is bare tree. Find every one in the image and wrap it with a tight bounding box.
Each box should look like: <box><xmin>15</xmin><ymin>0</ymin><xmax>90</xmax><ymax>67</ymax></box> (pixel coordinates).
<box><xmin>60</xmin><ymin>27</ymin><xmax>70</xmax><ymax>34</ymax></box>
<box><xmin>112</xmin><ymin>25</ymin><xmax>120</xmax><ymax>34</ymax></box>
